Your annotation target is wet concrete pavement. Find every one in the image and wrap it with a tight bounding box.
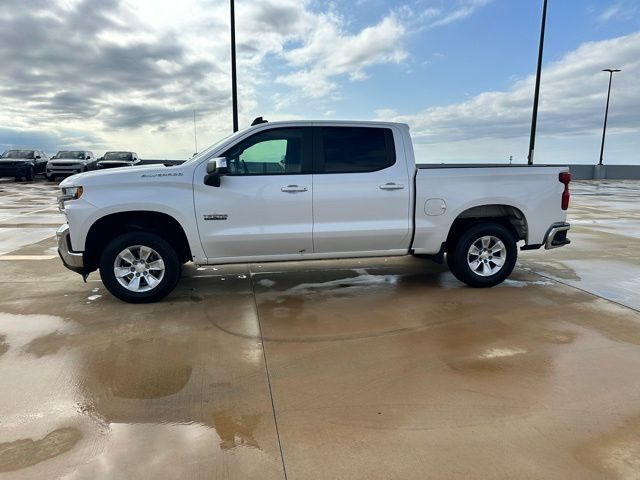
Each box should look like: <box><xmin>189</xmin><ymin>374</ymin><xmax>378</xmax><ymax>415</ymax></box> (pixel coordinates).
<box><xmin>1</xmin><ymin>179</ymin><xmax>640</xmax><ymax>479</ymax></box>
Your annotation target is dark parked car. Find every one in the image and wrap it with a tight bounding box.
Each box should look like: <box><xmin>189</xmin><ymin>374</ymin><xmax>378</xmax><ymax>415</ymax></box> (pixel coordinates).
<box><xmin>96</xmin><ymin>151</ymin><xmax>140</xmax><ymax>169</ymax></box>
<box><xmin>0</xmin><ymin>149</ymin><xmax>49</xmax><ymax>181</ymax></box>
<box><xmin>46</xmin><ymin>150</ymin><xmax>96</xmax><ymax>180</ymax></box>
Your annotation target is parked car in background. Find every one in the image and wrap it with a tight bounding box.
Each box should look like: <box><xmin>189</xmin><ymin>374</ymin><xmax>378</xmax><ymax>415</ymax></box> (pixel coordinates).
<box><xmin>96</xmin><ymin>151</ymin><xmax>140</xmax><ymax>169</ymax></box>
<box><xmin>0</xmin><ymin>149</ymin><xmax>49</xmax><ymax>181</ymax></box>
<box><xmin>46</xmin><ymin>150</ymin><xmax>96</xmax><ymax>180</ymax></box>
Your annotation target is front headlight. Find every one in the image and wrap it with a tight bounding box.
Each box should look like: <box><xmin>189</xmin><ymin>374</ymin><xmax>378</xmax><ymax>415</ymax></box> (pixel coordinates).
<box><xmin>58</xmin><ymin>186</ymin><xmax>83</xmax><ymax>212</ymax></box>
<box><xmin>62</xmin><ymin>186</ymin><xmax>83</xmax><ymax>199</ymax></box>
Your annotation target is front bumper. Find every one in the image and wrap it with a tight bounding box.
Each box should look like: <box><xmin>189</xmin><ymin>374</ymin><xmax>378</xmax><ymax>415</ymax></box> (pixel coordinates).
<box><xmin>0</xmin><ymin>165</ymin><xmax>27</xmax><ymax>177</ymax></box>
<box><xmin>47</xmin><ymin>165</ymin><xmax>85</xmax><ymax>176</ymax></box>
<box><xmin>57</xmin><ymin>224</ymin><xmax>87</xmax><ymax>274</ymax></box>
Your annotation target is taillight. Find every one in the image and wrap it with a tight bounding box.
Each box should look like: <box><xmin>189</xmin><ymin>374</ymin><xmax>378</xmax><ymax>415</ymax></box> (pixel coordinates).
<box><xmin>559</xmin><ymin>172</ymin><xmax>571</xmax><ymax>210</ymax></box>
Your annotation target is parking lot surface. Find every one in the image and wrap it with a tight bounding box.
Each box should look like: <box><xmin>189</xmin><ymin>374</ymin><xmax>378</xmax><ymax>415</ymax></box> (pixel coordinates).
<box><xmin>1</xmin><ymin>179</ymin><xmax>639</xmax><ymax>479</ymax></box>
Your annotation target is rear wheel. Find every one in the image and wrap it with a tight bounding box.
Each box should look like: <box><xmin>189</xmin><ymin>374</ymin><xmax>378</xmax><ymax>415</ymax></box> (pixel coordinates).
<box><xmin>99</xmin><ymin>232</ymin><xmax>181</xmax><ymax>303</ymax></box>
<box><xmin>448</xmin><ymin>222</ymin><xmax>517</xmax><ymax>288</ymax></box>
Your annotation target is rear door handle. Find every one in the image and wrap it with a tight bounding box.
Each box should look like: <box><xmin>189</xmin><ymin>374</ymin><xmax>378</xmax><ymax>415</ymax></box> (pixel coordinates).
<box><xmin>379</xmin><ymin>182</ymin><xmax>405</xmax><ymax>191</ymax></box>
<box><xmin>281</xmin><ymin>185</ymin><xmax>308</xmax><ymax>193</ymax></box>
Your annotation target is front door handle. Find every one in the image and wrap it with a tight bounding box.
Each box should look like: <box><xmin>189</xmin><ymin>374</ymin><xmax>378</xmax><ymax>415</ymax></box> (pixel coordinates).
<box><xmin>281</xmin><ymin>185</ymin><xmax>308</xmax><ymax>193</ymax></box>
<box><xmin>379</xmin><ymin>182</ymin><xmax>405</xmax><ymax>191</ymax></box>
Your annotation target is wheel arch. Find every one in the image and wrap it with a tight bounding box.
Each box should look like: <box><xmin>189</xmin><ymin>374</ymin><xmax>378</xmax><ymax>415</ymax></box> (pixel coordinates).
<box><xmin>446</xmin><ymin>204</ymin><xmax>528</xmax><ymax>249</ymax></box>
<box><xmin>84</xmin><ymin>211</ymin><xmax>192</xmax><ymax>271</ymax></box>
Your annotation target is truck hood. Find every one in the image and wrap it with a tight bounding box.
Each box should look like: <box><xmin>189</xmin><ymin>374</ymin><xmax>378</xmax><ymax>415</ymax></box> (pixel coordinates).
<box><xmin>0</xmin><ymin>159</ymin><xmax>32</xmax><ymax>164</ymax></box>
<box><xmin>59</xmin><ymin>163</ymin><xmax>186</xmax><ymax>188</ymax></box>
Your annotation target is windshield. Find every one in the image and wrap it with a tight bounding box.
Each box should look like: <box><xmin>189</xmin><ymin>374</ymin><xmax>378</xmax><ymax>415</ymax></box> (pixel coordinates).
<box><xmin>55</xmin><ymin>151</ymin><xmax>85</xmax><ymax>159</ymax></box>
<box><xmin>104</xmin><ymin>152</ymin><xmax>133</xmax><ymax>161</ymax></box>
<box><xmin>183</xmin><ymin>130</ymin><xmax>246</xmax><ymax>165</ymax></box>
<box><xmin>1</xmin><ymin>150</ymin><xmax>34</xmax><ymax>159</ymax></box>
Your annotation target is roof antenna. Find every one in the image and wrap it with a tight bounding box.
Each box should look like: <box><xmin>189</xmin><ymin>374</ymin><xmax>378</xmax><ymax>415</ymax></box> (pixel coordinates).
<box><xmin>251</xmin><ymin>116</ymin><xmax>268</xmax><ymax>126</ymax></box>
<box><xmin>193</xmin><ymin>110</ymin><xmax>198</xmax><ymax>156</ymax></box>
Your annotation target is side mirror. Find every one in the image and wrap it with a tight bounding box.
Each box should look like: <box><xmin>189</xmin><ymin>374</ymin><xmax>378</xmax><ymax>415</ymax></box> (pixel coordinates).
<box><xmin>98</xmin><ymin>157</ymin><xmax>103</xmax><ymax>161</ymax></box>
<box><xmin>35</xmin><ymin>155</ymin><xmax>41</xmax><ymax>159</ymax></box>
<box><xmin>206</xmin><ymin>157</ymin><xmax>228</xmax><ymax>174</ymax></box>
<box><xmin>204</xmin><ymin>157</ymin><xmax>229</xmax><ymax>187</ymax></box>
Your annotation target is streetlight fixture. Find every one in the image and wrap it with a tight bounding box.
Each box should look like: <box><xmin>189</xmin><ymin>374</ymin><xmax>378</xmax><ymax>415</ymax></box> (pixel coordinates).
<box><xmin>230</xmin><ymin>0</ymin><xmax>239</xmax><ymax>132</ymax></box>
<box><xmin>599</xmin><ymin>68</ymin><xmax>621</xmax><ymax>166</ymax></box>
<box><xmin>527</xmin><ymin>0</ymin><xmax>548</xmax><ymax>165</ymax></box>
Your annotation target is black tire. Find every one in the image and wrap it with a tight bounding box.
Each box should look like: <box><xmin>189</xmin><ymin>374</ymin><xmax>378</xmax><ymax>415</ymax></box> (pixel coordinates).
<box><xmin>448</xmin><ymin>222</ymin><xmax>517</xmax><ymax>288</ymax></box>
<box><xmin>25</xmin><ymin>166</ymin><xmax>35</xmax><ymax>181</ymax></box>
<box><xmin>46</xmin><ymin>174</ymin><xmax>56</xmax><ymax>181</ymax></box>
<box><xmin>99</xmin><ymin>231</ymin><xmax>181</xmax><ymax>303</ymax></box>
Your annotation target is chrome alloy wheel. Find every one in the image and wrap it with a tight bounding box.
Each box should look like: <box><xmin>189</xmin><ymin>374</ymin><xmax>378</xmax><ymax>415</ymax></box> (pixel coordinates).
<box><xmin>114</xmin><ymin>245</ymin><xmax>165</xmax><ymax>292</ymax></box>
<box><xmin>467</xmin><ymin>235</ymin><xmax>506</xmax><ymax>277</ymax></box>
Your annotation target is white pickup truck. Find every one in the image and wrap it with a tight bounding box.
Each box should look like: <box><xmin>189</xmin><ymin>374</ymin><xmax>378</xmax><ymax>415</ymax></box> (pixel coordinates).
<box><xmin>57</xmin><ymin>120</ymin><xmax>571</xmax><ymax>303</ymax></box>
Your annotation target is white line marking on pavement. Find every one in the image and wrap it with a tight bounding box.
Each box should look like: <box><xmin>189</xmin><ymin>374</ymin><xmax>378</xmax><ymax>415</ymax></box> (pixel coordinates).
<box><xmin>0</xmin><ymin>255</ymin><xmax>58</xmax><ymax>260</ymax></box>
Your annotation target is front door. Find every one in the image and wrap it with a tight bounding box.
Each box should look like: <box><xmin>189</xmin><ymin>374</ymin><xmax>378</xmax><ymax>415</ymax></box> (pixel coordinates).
<box><xmin>194</xmin><ymin>127</ymin><xmax>314</xmax><ymax>261</ymax></box>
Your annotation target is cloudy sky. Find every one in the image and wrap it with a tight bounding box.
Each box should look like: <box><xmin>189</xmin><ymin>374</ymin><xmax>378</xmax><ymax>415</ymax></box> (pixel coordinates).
<box><xmin>0</xmin><ymin>0</ymin><xmax>638</xmax><ymax>163</ymax></box>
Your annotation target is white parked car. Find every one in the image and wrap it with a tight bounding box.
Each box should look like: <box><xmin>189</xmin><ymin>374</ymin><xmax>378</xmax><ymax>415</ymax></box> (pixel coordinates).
<box><xmin>57</xmin><ymin>120</ymin><xmax>571</xmax><ymax>302</ymax></box>
<box><xmin>96</xmin><ymin>151</ymin><xmax>140</xmax><ymax>169</ymax></box>
<box><xmin>46</xmin><ymin>150</ymin><xmax>96</xmax><ymax>180</ymax></box>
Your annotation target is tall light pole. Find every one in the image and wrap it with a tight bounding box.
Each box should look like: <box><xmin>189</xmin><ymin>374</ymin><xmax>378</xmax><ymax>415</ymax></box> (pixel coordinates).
<box><xmin>230</xmin><ymin>0</ymin><xmax>239</xmax><ymax>132</ymax></box>
<box><xmin>599</xmin><ymin>69</ymin><xmax>621</xmax><ymax>166</ymax></box>
<box><xmin>527</xmin><ymin>0</ymin><xmax>548</xmax><ymax>165</ymax></box>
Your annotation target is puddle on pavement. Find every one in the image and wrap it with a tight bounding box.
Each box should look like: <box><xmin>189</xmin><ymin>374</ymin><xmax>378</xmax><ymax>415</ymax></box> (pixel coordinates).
<box><xmin>0</xmin><ymin>309</ymin><xmax>283</xmax><ymax>477</ymax></box>
<box><xmin>87</xmin><ymin>341</ymin><xmax>193</xmax><ymax>399</ymax></box>
<box><xmin>0</xmin><ymin>427</ymin><xmax>82</xmax><ymax>473</ymax></box>
<box><xmin>212</xmin><ymin>410</ymin><xmax>262</xmax><ymax>450</ymax></box>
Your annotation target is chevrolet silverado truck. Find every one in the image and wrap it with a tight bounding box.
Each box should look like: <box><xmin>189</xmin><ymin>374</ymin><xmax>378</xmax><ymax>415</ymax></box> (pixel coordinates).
<box><xmin>57</xmin><ymin>120</ymin><xmax>571</xmax><ymax>303</ymax></box>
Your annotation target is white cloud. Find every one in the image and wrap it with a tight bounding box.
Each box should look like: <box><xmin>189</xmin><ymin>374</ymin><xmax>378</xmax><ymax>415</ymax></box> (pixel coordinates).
<box><xmin>397</xmin><ymin>0</ymin><xmax>494</xmax><ymax>32</ymax></box>
<box><xmin>427</xmin><ymin>0</ymin><xmax>493</xmax><ymax>29</ymax></box>
<box><xmin>598</xmin><ymin>1</ymin><xmax>638</xmax><ymax>22</ymax></box>
<box><xmin>600</xmin><ymin>3</ymin><xmax>623</xmax><ymax>21</ymax></box>
<box><xmin>277</xmin><ymin>14</ymin><xmax>407</xmax><ymax>98</ymax></box>
<box><xmin>376</xmin><ymin>31</ymin><xmax>640</xmax><ymax>162</ymax></box>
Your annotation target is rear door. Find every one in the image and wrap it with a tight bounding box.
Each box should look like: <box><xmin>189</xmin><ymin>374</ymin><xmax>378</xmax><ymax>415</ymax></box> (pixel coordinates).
<box><xmin>312</xmin><ymin>126</ymin><xmax>412</xmax><ymax>254</ymax></box>
<box><xmin>194</xmin><ymin>127</ymin><xmax>314</xmax><ymax>260</ymax></box>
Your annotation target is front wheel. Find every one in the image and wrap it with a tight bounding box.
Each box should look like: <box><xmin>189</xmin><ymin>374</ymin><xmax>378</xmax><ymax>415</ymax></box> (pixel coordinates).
<box><xmin>25</xmin><ymin>166</ymin><xmax>35</xmax><ymax>181</ymax></box>
<box><xmin>99</xmin><ymin>232</ymin><xmax>181</xmax><ymax>303</ymax></box>
<box><xmin>448</xmin><ymin>222</ymin><xmax>517</xmax><ymax>288</ymax></box>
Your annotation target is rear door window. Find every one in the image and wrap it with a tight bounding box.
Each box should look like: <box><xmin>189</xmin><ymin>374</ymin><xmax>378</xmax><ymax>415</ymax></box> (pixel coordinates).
<box><xmin>316</xmin><ymin>127</ymin><xmax>395</xmax><ymax>174</ymax></box>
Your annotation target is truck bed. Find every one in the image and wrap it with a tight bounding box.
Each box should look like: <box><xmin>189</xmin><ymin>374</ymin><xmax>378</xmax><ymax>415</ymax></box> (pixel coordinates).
<box><xmin>411</xmin><ymin>164</ymin><xmax>569</xmax><ymax>254</ymax></box>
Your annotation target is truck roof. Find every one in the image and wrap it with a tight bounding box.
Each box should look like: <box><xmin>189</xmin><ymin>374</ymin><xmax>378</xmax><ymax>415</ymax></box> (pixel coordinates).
<box><xmin>245</xmin><ymin>120</ymin><xmax>409</xmax><ymax>129</ymax></box>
